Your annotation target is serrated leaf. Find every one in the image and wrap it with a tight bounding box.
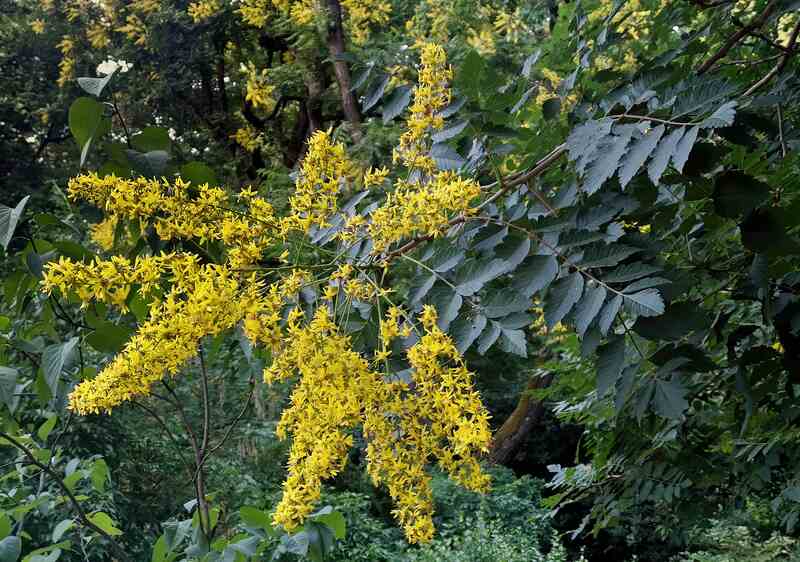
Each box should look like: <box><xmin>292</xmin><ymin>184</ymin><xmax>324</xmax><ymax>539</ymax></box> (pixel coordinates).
<box><xmin>362</xmin><ymin>73</ymin><xmax>390</xmax><ymax>112</ymax></box>
<box><xmin>513</xmin><ymin>256</ymin><xmax>559</xmax><ymax>297</ymax></box>
<box><xmin>427</xmin><ymin>286</ymin><xmax>462</xmax><ymax>331</ymax></box>
<box><xmin>622</xmin><ymin>277</ymin><xmax>671</xmax><ymax>292</ymax></box>
<box><xmin>382</xmin><ymin>85</ymin><xmax>412</xmax><ymax>124</ymax></box>
<box><xmin>477</xmin><ymin>321</ymin><xmax>502</xmax><ymax>355</ymax></box>
<box><xmin>574</xmin><ymin>285</ymin><xmax>607</xmax><ymax>337</ymax></box>
<box><xmin>483</xmin><ymin>291</ymin><xmax>530</xmax><ymax>318</ymax></box>
<box><xmin>597</xmin><ymin>336</ymin><xmax>625</xmax><ymax>397</ymax></box>
<box><xmin>408</xmin><ymin>275</ymin><xmax>436</xmax><ymax>304</ymax></box>
<box><xmin>578</xmin><ymin>244</ymin><xmax>640</xmax><ymax>268</ymax></box>
<box><xmin>544</xmin><ymin>273</ymin><xmax>584</xmax><ymax>329</ymax></box>
<box><xmin>618</xmin><ymin>124</ymin><xmax>665</xmax><ymax>188</ymax></box>
<box><xmin>0</xmin><ymin>196</ymin><xmax>31</xmax><ymax>250</ymax></box>
<box><xmin>583</xmin><ymin>126</ymin><xmax>635</xmax><ymax>194</ymax></box>
<box><xmin>499</xmin><ymin>329</ymin><xmax>527</xmax><ymax>357</ymax></box>
<box><xmin>671</xmin><ymin>125</ymin><xmax>699</xmax><ymax>173</ymax></box>
<box><xmin>472</xmin><ymin>225</ymin><xmax>508</xmax><ymax>253</ymax></box>
<box><xmin>598</xmin><ymin>294</ymin><xmax>622</xmax><ymax>335</ymax></box>
<box><xmin>623</xmin><ymin>288</ymin><xmax>665</xmax><ymax>317</ymax></box>
<box><xmin>425</xmin><ymin>244</ymin><xmax>465</xmax><ymax>273</ymax></box>
<box><xmin>701</xmin><ymin>101</ymin><xmax>737</xmax><ymax>129</ymax></box>
<box><xmin>566</xmin><ymin>118</ymin><xmax>613</xmax><ymax>174</ymax></box>
<box><xmin>431</xmin><ymin>143</ymin><xmax>465</xmax><ymax>171</ymax></box>
<box><xmin>496</xmin><ymin>236</ymin><xmax>531</xmax><ymax>273</ymax></box>
<box><xmin>432</xmin><ymin>120</ymin><xmax>469</xmax><ymax>143</ymax></box>
<box><xmin>647</xmin><ymin>127</ymin><xmax>685</xmax><ymax>184</ymax></box>
<box><xmin>450</xmin><ymin>314</ymin><xmax>488</xmax><ymax>353</ymax></box>
<box><xmin>653</xmin><ymin>376</ymin><xmax>689</xmax><ymax>419</ymax></box>
<box><xmin>453</xmin><ymin>258</ymin><xmax>506</xmax><ymax>296</ymax></box>
<box><xmin>603</xmin><ymin>263</ymin><xmax>662</xmax><ymax>283</ymax></box>
<box><xmin>499</xmin><ymin>312</ymin><xmax>533</xmax><ymax>329</ymax></box>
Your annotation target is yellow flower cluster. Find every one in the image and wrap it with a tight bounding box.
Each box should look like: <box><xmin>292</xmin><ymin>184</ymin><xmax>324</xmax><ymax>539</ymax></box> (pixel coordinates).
<box><xmin>237</xmin><ymin>0</ymin><xmax>271</xmax><ymax>27</ymax></box>
<box><xmin>285</xmin><ymin>130</ymin><xmax>356</xmax><ymax>232</ymax></box>
<box><xmin>265</xmin><ymin>306</ymin><xmax>491</xmax><ymax>543</ymax></box>
<box><xmin>66</xmin><ymin>173</ymin><xmax>279</xmax><ymax>268</ymax></box>
<box><xmin>242</xmin><ymin>63</ymin><xmax>277</xmax><ymax>112</ymax></box>
<box><xmin>341</xmin><ymin>0</ymin><xmax>391</xmax><ymax>44</ymax></box>
<box><xmin>56</xmin><ymin>35</ymin><xmax>75</xmax><ymax>87</ymax></box>
<box><xmin>367</xmin><ymin>172</ymin><xmax>480</xmax><ymax>253</ymax></box>
<box><xmin>188</xmin><ymin>0</ymin><xmax>222</xmax><ymax>22</ymax></box>
<box><xmin>31</xmin><ymin>19</ymin><xmax>46</xmax><ymax>34</ymax></box>
<box><xmin>68</xmin><ymin>264</ymin><xmax>244</xmax><ymax>414</ymax></box>
<box><xmin>42</xmin><ymin>253</ymin><xmax>200</xmax><ymax>312</ymax></box>
<box><xmin>467</xmin><ymin>27</ymin><xmax>496</xmax><ymax>56</ymax></box>
<box><xmin>232</xmin><ymin>125</ymin><xmax>265</xmax><ymax>153</ymax></box>
<box><xmin>394</xmin><ymin>44</ymin><xmax>452</xmax><ymax>174</ymax></box>
<box><xmin>117</xmin><ymin>14</ymin><xmax>147</xmax><ymax>46</ymax></box>
<box><xmin>86</xmin><ymin>23</ymin><xmax>111</xmax><ymax>48</ymax></box>
<box><xmin>494</xmin><ymin>8</ymin><xmax>529</xmax><ymax>43</ymax></box>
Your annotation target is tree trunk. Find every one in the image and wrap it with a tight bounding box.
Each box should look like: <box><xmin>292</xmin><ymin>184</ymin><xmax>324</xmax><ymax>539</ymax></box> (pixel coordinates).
<box><xmin>489</xmin><ymin>373</ymin><xmax>554</xmax><ymax>465</ymax></box>
<box><xmin>325</xmin><ymin>0</ymin><xmax>363</xmax><ymax>142</ymax></box>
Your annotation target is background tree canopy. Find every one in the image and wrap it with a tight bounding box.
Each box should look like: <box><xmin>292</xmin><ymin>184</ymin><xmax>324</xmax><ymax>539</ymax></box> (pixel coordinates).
<box><xmin>1</xmin><ymin>0</ymin><xmax>800</xmax><ymax>560</ymax></box>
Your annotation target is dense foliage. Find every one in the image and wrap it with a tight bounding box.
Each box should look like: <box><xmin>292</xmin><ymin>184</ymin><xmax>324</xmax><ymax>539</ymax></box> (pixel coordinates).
<box><xmin>1</xmin><ymin>0</ymin><xmax>800</xmax><ymax>560</ymax></box>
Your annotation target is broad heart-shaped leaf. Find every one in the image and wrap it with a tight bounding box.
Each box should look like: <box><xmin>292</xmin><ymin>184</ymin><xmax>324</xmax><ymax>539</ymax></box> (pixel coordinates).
<box><xmin>362</xmin><ymin>73</ymin><xmax>390</xmax><ymax>112</ymax></box>
<box><xmin>596</xmin><ymin>336</ymin><xmax>625</xmax><ymax>397</ymax></box>
<box><xmin>0</xmin><ymin>535</ymin><xmax>21</xmax><ymax>562</ymax></box>
<box><xmin>432</xmin><ymin>119</ymin><xmax>469</xmax><ymax>143</ymax></box>
<box><xmin>647</xmin><ymin>126</ymin><xmax>685</xmax><ymax>184</ymax></box>
<box><xmin>482</xmin><ymin>291</ymin><xmax>530</xmax><ymax>318</ymax></box>
<box><xmin>477</xmin><ymin>321</ymin><xmax>502</xmax><ymax>355</ymax></box>
<box><xmin>450</xmin><ymin>314</ymin><xmax>488</xmax><ymax>353</ymax></box>
<box><xmin>622</xmin><ymin>288</ymin><xmax>664</xmax><ymax>317</ymax></box>
<box><xmin>566</xmin><ymin>118</ymin><xmax>613</xmax><ymax>174</ymax></box>
<box><xmin>582</xmin><ymin>125</ymin><xmax>635</xmax><ymax>195</ymax></box>
<box><xmin>574</xmin><ymin>285</ymin><xmax>607</xmax><ymax>337</ymax></box>
<box><xmin>513</xmin><ymin>256</ymin><xmax>558</xmax><ymax>297</ymax></box>
<box><xmin>86</xmin><ymin>322</ymin><xmax>134</xmax><ymax>353</ymax></box>
<box><xmin>180</xmin><ymin>161</ymin><xmax>217</xmax><ymax>187</ymax></box>
<box><xmin>671</xmin><ymin>125</ymin><xmax>699</xmax><ymax>173</ymax></box>
<box><xmin>653</xmin><ymin>375</ymin><xmax>689</xmax><ymax>419</ymax></box>
<box><xmin>312</xmin><ymin>509</ymin><xmax>346</xmax><ymax>540</ymax></box>
<box><xmin>42</xmin><ymin>337</ymin><xmax>79</xmax><ymax>396</ymax></box>
<box><xmin>68</xmin><ymin>97</ymin><xmax>104</xmax><ymax>148</ymax></box>
<box><xmin>0</xmin><ymin>196</ymin><xmax>30</xmax><ymax>250</ymax></box>
<box><xmin>712</xmin><ymin>171</ymin><xmax>770</xmax><ymax>218</ymax></box>
<box><xmin>453</xmin><ymin>258</ymin><xmax>506</xmax><ymax>296</ymax></box>
<box><xmin>598</xmin><ymin>294</ymin><xmax>622</xmax><ymax>336</ymax></box>
<box><xmin>131</xmin><ymin>126</ymin><xmax>171</xmax><ymax>153</ymax></box>
<box><xmin>544</xmin><ymin>273</ymin><xmax>584</xmax><ymax>329</ymax></box>
<box><xmin>618</xmin><ymin>124</ymin><xmax>665</xmax><ymax>188</ymax></box>
<box><xmin>382</xmin><ymin>85</ymin><xmax>412</xmax><ymax>124</ymax></box>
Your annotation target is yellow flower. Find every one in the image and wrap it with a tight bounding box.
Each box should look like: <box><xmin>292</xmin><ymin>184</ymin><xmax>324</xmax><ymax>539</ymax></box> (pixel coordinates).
<box><xmin>31</xmin><ymin>19</ymin><xmax>46</xmax><ymax>34</ymax></box>
<box><xmin>188</xmin><ymin>0</ymin><xmax>221</xmax><ymax>22</ymax></box>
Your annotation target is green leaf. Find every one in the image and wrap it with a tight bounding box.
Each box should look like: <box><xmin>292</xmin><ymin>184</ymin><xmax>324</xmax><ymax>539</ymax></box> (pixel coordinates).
<box><xmin>0</xmin><ymin>196</ymin><xmax>31</xmax><ymax>251</ymax></box>
<box><xmin>362</xmin><ymin>74</ymin><xmax>390</xmax><ymax>113</ymax></box>
<box><xmin>408</xmin><ymin>275</ymin><xmax>436</xmax><ymax>305</ymax></box>
<box><xmin>77</xmin><ymin>67</ymin><xmax>117</xmax><ymax>97</ymax></box>
<box><xmin>450</xmin><ymin>314</ymin><xmax>487</xmax><ymax>353</ymax></box>
<box><xmin>432</xmin><ymin>120</ymin><xmax>469</xmax><ymax>143</ymax></box>
<box><xmin>701</xmin><ymin>101</ymin><xmax>737</xmax><ymax>129</ymax></box>
<box><xmin>427</xmin><ymin>286</ymin><xmax>462</xmax><ymax>331</ymax></box>
<box><xmin>544</xmin><ymin>273</ymin><xmax>584</xmax><ymax>329</ymax></box>
<box><xmin>597</xmin><ymin>336</ymin><xmax>625</xmax><ymax>397</ymax></box>
<box><xmin>579</xmin><ymin>244</ymin><xmax>640</xmax><ymax>269</ymax></box>
<box><xmin>42</xmin><ymin>338</ymin><xmax>79</xmax><ymax>395</ymax></box>
<box><xmin>0</xmin><ymin>536</ymin><xmax>21</xmax><ymax>562</ymax></box>
<box><xmin>88</xmin><ymin>512</ymin><xmax>123</xmax><ymax>536</ymax></box>
<box><xmin>240</xmin><ymin>506</ymin><xmax>272</xmax><ymax>531</ymax></box>
<box><xmin>424</xmin><ymin>243</ymin><xmax>464</xmax><ymax>273</ymax></box>
<box><xmin>68</xmin><ymin>97</ymin><xmax>104</xmax><ymax>149</ymax></box>
<box><xmin>126</xmin><ymin>150</ymin><xmax>170</xmax><ymax>178</ymax></box>
<box><xmin>653</xmin><ymin>376</ymin><xmax>689</xmax><ymax>419</ymax></box>
<box><xmin>566</xmin><ymin>118</ymin><xmax>613</xmax><ymax>175</ymax></box>
<box><xmin>382</xmin><ymin>85</ymin><xmax>412</xmax><ymax>124</ymax></box>
<box><xmin>453</xmin><ymin>258</ymin><xmax>506</xmax><ymax>296</ymax></box>
<box><xmin>52</xmin><ymin>518</ymin><xmax>74</xmax><ymax>543</ymax></box>
<box><xmin>671</xmin><ymin>125</ymin><xmax>699</xmax><ymax>173</ymax></box>
<box><xmin>131</xmin><ymin>127</ymin><xmax>171</xmax><ymax>153</ymax></box>
<box><xmin>431</xmin><ymin>143</ymin><xmax>465</xmax><ymax>171</ymax></box>
<box><xmin>314</xmin><ymin>510</ymin><xmax>346</xmax><ymax>540</ymax></box>
<box><xmin>623</xmin><ymin>289</ymin><xmax>664</xmax><ymax>317</ymax></box>
<box><xmin>0</xmin><ymin>367</ymin><xmax>18</xmax><ymax>411</ymax></box>
<box><xmin>618</xmin><ymin>124</ymin><xmax>665</xmax><ymax>188</ymax></box>
<box><xmin>180</xmin><ymin>162</ymin><xmax>217</xmax><ymax>187</ymax></box>
<box><xmin>499</xmin><ymin>328</ymin><xmax>527</xmax><ymax>357</ymax></box>
<box><xmin>482</xmin><ymin>291</ymin><xmax>530</xmax><ymax>318</ymax></box>
<box><xmin>542</xmin><ymin>98</ymin><xmax>561</xmax><ymax>120</ymax></box>
<box><xmin>633</xmin><ymin>302</ymin><xmax>708</xmax><ymax>340</ymax></box>
<box><xmin>583</xmin><ymin>125</ymin><xmax>635</xmax><ymax>194</ymax></box>
<box><xmin>457</xmin><ymin>50</ymin><xmax>486</xmax><ymax>95</ymax></box>
<box><xmin>513</xmin><ymin>256</ymin><xmax>558</xmax><ymax>297</ymax></box>
<box><xmin>151</xmin><ymin>535</ymin><xmax>168</xmax><ymax>562</ymax></box>
<box><xmin>0</xmin><ymin>514</ymin><xmax>10</xmax><ymax>540</ymax></box>
<box><xmin>574</xmin><ymin>285</ymin><xmax>607</xmax><ymax>337</ymax></box>
<box><xmin>229</xmin><ymin>536</ymin><xmax>261</xmax><ymax>556</ymax></box>
<box><xmin>91</xmin><ymin>459</ymin><xmax>109</xmax><ymax>493</ymax></box>
<box><xmin>37</xmin><ymin>415</ymin><xmax>57</xmax><ymax>441</ymax></box>
<box><xmin>712</xmin><ymin>171</ymin><xmax>770</xmax><ymax>218</ymax></box>
<box><xmin>603</xmin><ymin>263</ymin><xmax>662</xmax><ymax>283</ymax></box>
<box><xmin>647</xmin><ymin>127</ymin><xmax>685</xmax><ymax>184</ymax></box>
<box><xmin>86</xmin><ymin>322</ymin><xmax>133</xmax><ymax>353</ymax></box>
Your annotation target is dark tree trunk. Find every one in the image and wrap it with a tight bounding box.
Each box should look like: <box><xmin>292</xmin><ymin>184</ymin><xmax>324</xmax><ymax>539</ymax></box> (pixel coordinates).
<box><xmin>325</xmin><ymin>0</ymin><xmax>362</xmax><ymax>142</ymax></box>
